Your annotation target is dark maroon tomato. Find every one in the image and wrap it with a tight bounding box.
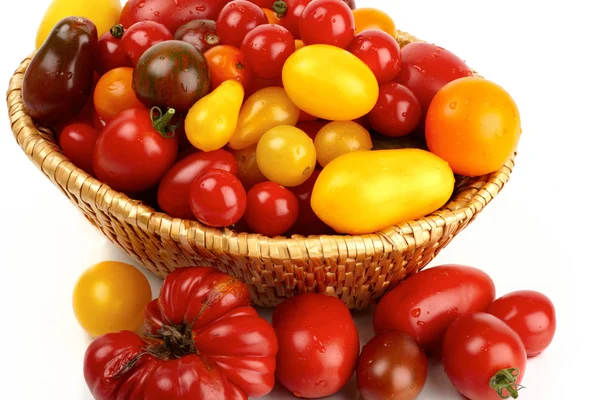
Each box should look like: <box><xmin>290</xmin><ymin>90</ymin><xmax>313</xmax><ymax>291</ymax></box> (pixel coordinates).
<box><xmin>175</xmin><ymin>20</ymin><xmax>221</xmax><ymax>54</ymax></box>
<box><xmin>274</xmin><ymin>0</ymin><xmax>311</xmax><ymax>39</ymax></box>
<box><xmin>397</xmin><ymin>42</ymin><xmax>473</xmax><ymax>117</ymax></box>
<box><xmin>242</xmin><ymin>24</ymin><xmax>295</xmax><ymax>79</ymax></box>
<box><xmin>133</xmin><ymin>40</ymin><xmax>211</xmax><ymax>113</ymax></box>
<box><xmin>216</xmin><ymin>1</ymin><xmax>268</xmax><ymax>48</ymax></box>
<box><xmin>487</xmin><ymin>290</ymin><xmax>557</xmax><ymax>358</ymax></box>
<box><xmin>244</xmin><ymin>182</ymin><xmax>299</xmax><ymax>236</ymax></box>
<box><xmin>357</xmin><ymin>332</ymin><xmax>428</xmax><ymax>400</ymax></box>
<box><xmin>189</xmin><ymin>169</ymin><xmax>247</xmax><ymax>227</ymax></box>
<box><xmin>299</xmin><ymin>0</ymin><xmax>355</xmax><ymax>48</ymax></box>
<box><xmin>121</xmin><ymin>21</ymin><xmax>174</xmax><ymax>65</ymax></box>
<box><xmin>368</xmin><ymin>82</ymin><xmax>422</xmax><ymax>137</ymax></box>
<box><xmin>288</xmin><ymin>169</ymin><xmax>333</xmax><ymax>236</ymax></box>
<box><xmin>59</xmin><ymin>123</ymin><xmax>99</xmax><ymax>175</ymax></box>
<box><xmin>347</xmin><ymin>29</ymin><xmax>402</xmax><ymax>84</ymax></box>
<box><xmin>158</xmin><ymin>150</ymin><xmax>238</xmax><ymax>219</ymax></box>
<box><xmin>96</xmin><ymin>25</ymin><xmax>131</xmax><ymax>75</ymax></box>
<box><xmin>23</xmin><ymin>17</ymin><xmax>97</xmax><ymax>125</ymax></box>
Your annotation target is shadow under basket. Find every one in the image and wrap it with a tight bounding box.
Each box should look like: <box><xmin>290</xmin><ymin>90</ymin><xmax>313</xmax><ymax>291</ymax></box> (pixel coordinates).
<box><xmin>6</xmin><ymin>30</ymin><xmax>515</xmax><ymax>310</ymax></box>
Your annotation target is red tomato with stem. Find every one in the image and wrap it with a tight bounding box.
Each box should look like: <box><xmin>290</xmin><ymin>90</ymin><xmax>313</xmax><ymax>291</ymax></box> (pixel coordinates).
<box><xmin>244</xmin><ymin>182</ymin><xmax>299</xmax><ymax>236</ymax></box>
<box><xmin>216</xmin><ymin>0</ymin><xmax>269</xmax><ymax>47</ymax></box>
<box><xmin>242</xmin><ymin>24</ymin><xmax>295</xmax><ymax>79</ymax></box>
<box><xmin>189</xmin><ymin>169</ymin><xmax>247</xmax><ymax>227</ymax></box>
<box><xmin>273</xmin><ymin>0</ymin><xmax>310</xmax><ymax>38</ymax></box>
<box><xmin>347</xmin><ymin>29</ymin><xmax>402</xmax><ymax>84</ymax></box>
<box><xmin>288</xmin><ymin>168</ymin><xmax>333</xmax><ymax>235</ymax></box>
<box><xmin>93</xmin><ymin>108</ymin><xmax>179</xmax><ymax>194</ymax></box>
<box><xmin>175</xmin><ymin>19</ymin><xmax>220</xmax><ymax>54</ymax></box>
<box><xmin>299</xmin><ymin>0</ymin><xmax>355</xmax><ymax>48</ymax></box>
<box><xmin>442</xmin><ymin>313</ymin><xmax>527</xmax><ymax>400</ymax></box>
<box><xmin>95</xmin><ymin>24</ymin><xmax>131</xmax><ymax>75</ymax></box>
<box><xmin>121</xmin><ymin>21</ymin><xmax>173</xmax><ymax>65</ymax></box>
<box><xmin>487</xmin><ymin>290</ymin><xmax>556</xmax><ymax>357</ymax></box>
<box><xmin>59</xmin><ymin>123</ymin><xmax>99</xmax><ymax>175</ymax></box>
<box><xmin>158</xmin><ymin>150</ymin><xmax>238</xmax><ymax>220</ymax></box>
<box><xmin>272</xmin><ymin>292</ymin><xmax>360</xmax><ymax>398</ymax></box>
<box><xmin>204</xmin><ymin>45</ymin><xmax>253</xmax><ymax>91</ymax></box>
<box><xmin>368</xmin><ymin>82</ymin><xmax>421</xmax><ymax>137</ymax></box>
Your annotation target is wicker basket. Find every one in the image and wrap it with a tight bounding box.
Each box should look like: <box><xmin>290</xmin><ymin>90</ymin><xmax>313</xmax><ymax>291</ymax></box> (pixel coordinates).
<box><xmin>7</xmin><ymin>30</ymin><xmax>515</xmax><ymax>310</ymax></box>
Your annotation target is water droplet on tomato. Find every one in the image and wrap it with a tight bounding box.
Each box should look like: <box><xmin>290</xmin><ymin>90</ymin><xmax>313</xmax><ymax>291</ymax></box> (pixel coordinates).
<box><xmin>137</xmin><ymin>0</ymin><xmax>146</xmax><ymax>8</ymax></box>
<box><xmin>196</xmin><ymin>5</ymin><xmax>206</xmax><ymax>12</ymax></box>
<box><xmin>411</xmin><ymin>308</ymin><xmax>421</xmax><ymax>318</ymax></box>
<box><xmin>449</xmin><ymin>101</ymin><xmax>457</xmax><ymax>110</ymax></box>
<box><xmin>417</xmin><ymin>321</ymin><xmax>426</xmax><ymax>326</ymax></box>
<box><xmin>154</xmin><ymin>11</ymin><xmax>160</xmax><ymax>16</ymax></box>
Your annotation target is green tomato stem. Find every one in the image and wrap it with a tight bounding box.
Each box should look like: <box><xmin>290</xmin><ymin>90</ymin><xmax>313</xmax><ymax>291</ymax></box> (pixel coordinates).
<box><xmin>489</xmin><ymin>368</ymin><xmax>523</xmax><ymax>399</ymax></box>
<box><xmin>273</xmin><ymin>1</ymin><xmax>288</xmax><ymax>18</ymax></box>
<box><xmin>151</xmin><ymin>107</ymin><xmax>178</xmax><ymax>138</ymax></box>
<box><xmin>110</xmin><ymin>24</ymin><xmax>125</xmax><ymax>39</ymax></box>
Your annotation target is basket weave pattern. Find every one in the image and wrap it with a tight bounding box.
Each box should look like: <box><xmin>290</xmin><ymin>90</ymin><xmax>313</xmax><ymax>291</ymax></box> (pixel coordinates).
<box><xmin>7</xmin><ymin>31</ymin><xmax>515</xmax><ymax>310</ymax></box>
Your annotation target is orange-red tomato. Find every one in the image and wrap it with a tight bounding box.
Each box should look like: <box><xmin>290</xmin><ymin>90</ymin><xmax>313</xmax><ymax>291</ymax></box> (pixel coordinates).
<box><xmin>93</xmin><ymin>67</ymin><xmax>145</xmax><ymax>122</ymax></box>
<box><xmin>263</xmin><ymin>8</ymin><xmax>280</xmax><ymax>24</ymax></box>
<box><xmin>204</xmin><ymin>45</ymin><xmax>253</xmax><ymax>91</ymax></box>
<box><xmin>353</xmin><ymin>8</ymin><xmax>396</xmax><ymax>37</ymax></box>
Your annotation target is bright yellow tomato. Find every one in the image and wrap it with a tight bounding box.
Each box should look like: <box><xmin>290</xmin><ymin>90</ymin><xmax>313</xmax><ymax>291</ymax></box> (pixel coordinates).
<box><xmin>73</xmin><ymin>261</ymin><xmax>152</xmax><ymax>338</ymax></box>
<box><xmin>314</xmin><ymin>121</ymin><xmax>373</xmax><ymax>167</ymax></box>
<box><xmin>186</xmin><ymin>80</ymin><xmax>244</xmax><ymax>152</ymax></box>
<box><xmin>352</xmin><ymin>8</ymin><xmax>397</xmax><ymax>37</ymax></box>
<box><xmin>36</xmin><ymin>0</ymin><xmax>122</xmax><ymax>49</ymax></box>
<box><xmin>282</xmin><ymin>44</ymin><xmax>379</xmax><ymax>121</ymax></box>
<box><xmin>311</xmin><ymin>149</ymin><xmax>455</xmax><ymax>235</ymax></box>
<box><xmin>229</xmin><ymin>87</ymin><xmax>300</xmax><ymax>150</ymax></box>
<box><xmin>257</xmin><ymin>126</ymin><xmax>317</xmax><ymax>187</ymax></box>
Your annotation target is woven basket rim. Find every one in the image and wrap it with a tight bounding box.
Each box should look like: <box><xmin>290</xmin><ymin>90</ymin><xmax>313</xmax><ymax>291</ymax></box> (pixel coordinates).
<box><xmin>7</xmin><ymin>30</ymin><xmax>515</xmax><ymax>259</ymax></box>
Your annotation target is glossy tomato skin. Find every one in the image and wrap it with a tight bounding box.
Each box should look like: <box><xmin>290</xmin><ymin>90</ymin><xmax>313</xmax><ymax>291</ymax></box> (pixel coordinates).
<box><xmin>242</xmin><ymin>24</ymin><xmax>296</xmax><ymax>80</ymax></box>
<box><xmin>119</xmin><ymin>0</ymin><xmax>230</xmax><ymax>34</ymax></box>
<box><xmin>296</xmin><ymin>120</ymin><xmax>329</xmax><ymax>140</ymax></box>
<box><xmin>299</xmin><ymin>0</ymin><xmax>355</xmax><ymax>48</ymax></box>
<box><xmin>121</xmin><ymin>21</ymin><xmax>174</xmax><ymax>65</ymax></box>
<box><xmin>397</xmin><ymin>42</ymin><xmax>473</xmax><ymax>116</ymax></box>
<box><xmin>357</xmin><ymin>331</ymin><xmax>428</xmax><ymax>400</ymax></box>
<box><xmin>244</xmin><ymin>182</ymin><xmax>299</xmax><ymax>236</ymax></box>
<box><xmin>272</xmin><ymin>293</ymin><xmax>360</xmax><ymax>398</ymax></box>
<box><xmin>347</xmin><ymin>29</ymin><xmax>401</xmax><ymax>84</ymax></box>
<box><xmin>204</xmin><ymin>45</ymin><xmax>253</xmax><ymax>91</ymax></box>
<box><xmin>94</xmin><ymin>67</ymin><xmax>146</xmax><ymax>122</ymax></box>
<box><xmin>217</xmin><ymin>0</ymin><xmax>268</xmax><ymax>47</ymax></box>
<box><xmin>175</xmin><ymin>19</ymin><xmax>220</xmax><ymax>54</ymax></box>
<box><xmin>487</xmin><ymin>290</ymin><xmax>556</xmax><ymax>357</ymax></box>
<box><xmin>189</xmin><ymin>169</ymin><xmax>247</xmax><ymax>227</ymax></box>
<box><xmin>230</xmin><ymin>145</ymin><xmax>268</xmax><ymax>190</ymax></box>
<box><xmin>373</xmin><ymin>264</ymin><xmax>496</xmax><ymax>355</ymax></box>
<box><xmin>96</xmin><ymin>25</ymin><xmax>131</xmax><ymax>75</ymax></box>
<box><xmin>368</xmin><ymin>82</ymin><xmax>421</xmax><ymax>137</ymax></box>
<box><xmin>288</xmin><ymin>168</ymin><xmax>334</xmax><ymax>236</ymax></box>
<box><xmin>158</xmin><ymin>150</ymin><xmax>238</xmax><ymax>219</ymax></box>
<box><xmin>442</xmin><ymin>313</ymin><xmax>527</xmax><ymax>400</ymax></box>
<box><xmin>93</xmin><ymin>108</ymin><xmax>178</xmax><ymax>193</ymax></box>
<box><xmin>59</xmin><ymin>123</ymin><xmax>99</xmax><ymax>175</ymax></box>
<box><xmin>275</xmin><ymin>0</ymin><xmax>310</xmax><ymax>38</ymax></box>
<box><xmin>84</xmin><ymin>267</ymin><xmax>278</xmax><ymax>400</ymax></box>
<box><xmin>352</xmin><ymin>8</ymin><xmax>396</xmax><ymax>37</ymax></box>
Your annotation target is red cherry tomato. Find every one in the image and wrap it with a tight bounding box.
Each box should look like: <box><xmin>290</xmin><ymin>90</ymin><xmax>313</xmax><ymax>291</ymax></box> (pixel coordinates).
<box><xmin>442</xmin><ymin>313</ymin><xmax>527</xmax><ymax>400</ymax></box>
<box><xmin>347</xmin><ymin>29</ymin><xmax>401</xmax><ymax>84</ymax></box>
<box><xmin>242</xmin><ymin>24</ymin><xmax>295</xmax><ymax>79</ymax></box>
<box><xmin>174</xmin><ymin>19</ymin><xmax>220</xmax><ymax>54</ymax></box>
<box><xmin>121</xmin><ymin>21</ymin><xmax>173</xmax><ymax>65</ymax></box>
<box><xmin>272</xmin><ymin>293</ymin><xmax>360</xmax><ymax>398</ymax></box>
<box><xmin>368</xmin><ymin>82</ymin><xmax>421</xmax><ymax>137</ymax></box>
<box><xmin>158</xmin><ymin>150</ymin><xmax>238</xmax><ymax>219</ymax></box>
<box><xmin>299</xmin><ymin>0</ymin><xmax>355</xmax><ymax>48</ymax></box>
<box><xmin>487</xmin><ymin>290</ymin><xmax>556</xmax><ymax>357</ymax></box>
<box><xmin>93</xmin><ymin>108</ymin><xmax>179</xmax><ymax>193</ymax></box>
<box><xmin>204</xmin><ymin>45</ymin><xmax>253</xmax><ymax>91</ymax></box>
<box><xmin>189</xmin><ymin>169</ymin><xmax>247</xmax><ymax>227</ymax></box>
<box><xmin>274</xmin><ymin>0</ymin><xmax>310</xmax><ymax>38</ymax></box>
<box><xmin>296</xmin><ymin>120</ymin><xmax>328</xmax><ymax>140</ymax></box>
<box><xmin>244</xmin><ymin>182</ymin><xmax>299</xmax><ymax>236</ymax></box>
<box><xmin>216</xmin><ymin>0</ymin><xmax>269</xmax><ymax>47</ymax></box>
<box><xmin>59</xmin><ymin>123</ymin><xmax>99</xmax><ymax>175</ymax></box>
<box><xmin>288</xmin><ymin>168</ymin><xmax>333</xmax><ymax>235</ymax></box>
<box><xmin>95</xmin><ymin>25</ymin><xmax>131</xmax><ymax>75</ymax></box>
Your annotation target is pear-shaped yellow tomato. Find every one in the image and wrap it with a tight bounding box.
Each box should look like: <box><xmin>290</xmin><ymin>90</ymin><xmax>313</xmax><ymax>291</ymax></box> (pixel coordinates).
<box><xmin>36</xmin><ymin>0</ymin><xmax>122</xmax><ymax>49</ymax></box>
<box><xmin>229</xmin><ymin>87</ymin><xmax>300</xmax><ymax>150</ymax></box>
<box><xmin>311</xmin><ymin>149</ymin><xmax>455</xmax><ymax>235</ymax></box>
<box><xmin>185</xmin><ymin>80</ymin><xmax>244</xmax><ymax>152</ymax></box>
<box><xmin>282</xmin><ymin>45</ymin><xmax>379</xmax><ymax>121</ymax></box>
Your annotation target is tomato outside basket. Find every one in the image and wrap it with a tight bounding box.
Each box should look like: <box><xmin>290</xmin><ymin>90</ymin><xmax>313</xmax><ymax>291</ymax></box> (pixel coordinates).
<box><xmin>6</xmin><ymin>30</ymin><xmax>516</xmax><ymax>310</ymax></box>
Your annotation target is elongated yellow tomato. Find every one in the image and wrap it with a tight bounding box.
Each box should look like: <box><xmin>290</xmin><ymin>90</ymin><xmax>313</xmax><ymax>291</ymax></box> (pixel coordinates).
<box><xmin>311</xmin><ymin>149</ymin><xmax>455</xmax><ymax>235</ymax></box>
<box><xmin>36</xmin><ymin>0</ymin><xmax>122</xmax><ymax>49</ymax></box>
<box><xmin>186</xmin><ymin>80</ymin><xmax>244</xmax><ymax>152</ymax></box>
<box><xmin>229</xmin><ymin>87</ymin><xmax>300</xmax><ymax>150</ymax></box>
<box><xmin>282</xmin><ymin>45</ymin><xmax>379</xmax><ymax>121</ymax></box>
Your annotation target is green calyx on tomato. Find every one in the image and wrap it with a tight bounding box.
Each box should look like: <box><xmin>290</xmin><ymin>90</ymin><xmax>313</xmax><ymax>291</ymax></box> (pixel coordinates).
<box><xmin>273</xmin><ymin>1</ymin><xmax>288</xmax><ymax>18</ymax></box>
<box><xmin>150</xmin><ymin>107</ymin><xmax>178</xmax><ymax>138</ymax></box>
<box><xmin>109</xmin><ymin>23</ymin><xmax>125</xmax><ymax>39</ymax></box>
<box><xmin>489</xmin><ymin>368</ymin><xmax>523</xmax><ymax>399</ymax></box>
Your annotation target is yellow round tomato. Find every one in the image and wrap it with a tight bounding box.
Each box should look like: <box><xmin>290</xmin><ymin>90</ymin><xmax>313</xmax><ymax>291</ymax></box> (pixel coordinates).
<box><xmin>257</xmin><ymin>126</ymin><xmax>317</xmax><ymax>187</ymax></box>
<box><xmin>73</xmin><ymin>261</ymin><xmax>152</xmax><ymax>338</ymax></box>
<box><xmin>426</xmin><ymin>76</ymin><xmax>522</xmax><ymax>176</ymax></box>
<box><xmin>353</xmin><ymin>8</ymin><xmax>397</xmax><ymax>37</ymax></box>
<box><xmin>314</xmin><ymin>121</ymin><xmax>373</xmax><ymax>167</ymax></box>
<box><xmin>94</xmin><ymin>67</ymin><xmax>145</xmax><ymax>123</ymax></box>
<box><xmin>282</xmin><ymin>45</ymin><xmax>379</xmax><ymax>121</ymax></box>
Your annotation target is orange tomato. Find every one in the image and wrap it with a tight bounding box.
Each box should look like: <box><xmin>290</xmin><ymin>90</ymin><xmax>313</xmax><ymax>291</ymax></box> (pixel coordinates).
<box><xmin>425</xmin><ymin>76</ymin><xmax>521</xmax><ymax>177</ymax></box>
<box><xmin>93</xmin><ymin>67</ymin><xmax>145</xmax><ymax>122</ymax></box>
<box><xmin>353</xmin><ymin>8</ymin><xmax>396</xmax><ymax>37</ymax></box>
<box><xmin>204</xmin><ymin>45</ymin><xmax>253</xmax><ymax>91</ymax></box>
<box><xmin>263</xmin><ymin>8</ymin><xmax>280</xmax><ymax>24</ymax></box>
<box><xmin>295</xmin><ymin>39</ymin><xmax>305</xmax><ymax>51</ymax></box>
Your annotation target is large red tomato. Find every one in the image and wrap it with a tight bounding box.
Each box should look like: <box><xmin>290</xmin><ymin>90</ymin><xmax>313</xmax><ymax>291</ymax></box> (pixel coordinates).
<box><xmin>84</xmin><ymin>267</ymin><xmax>278</xmax><ymax>400</ymax></box>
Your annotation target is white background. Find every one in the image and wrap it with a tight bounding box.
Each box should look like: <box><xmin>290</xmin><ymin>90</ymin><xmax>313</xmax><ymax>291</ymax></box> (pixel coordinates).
<box><xmin>1</xmin><ymin>0</ymin><xmax>598</xmax><ymax>399</ymax></box>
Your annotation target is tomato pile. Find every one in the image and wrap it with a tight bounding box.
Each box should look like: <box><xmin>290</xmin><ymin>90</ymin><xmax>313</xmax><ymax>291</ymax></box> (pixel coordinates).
<box><xmin>25</xmin><ymin>0</ymin><xmax>522</xmax><ymax>237</ymax></box>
